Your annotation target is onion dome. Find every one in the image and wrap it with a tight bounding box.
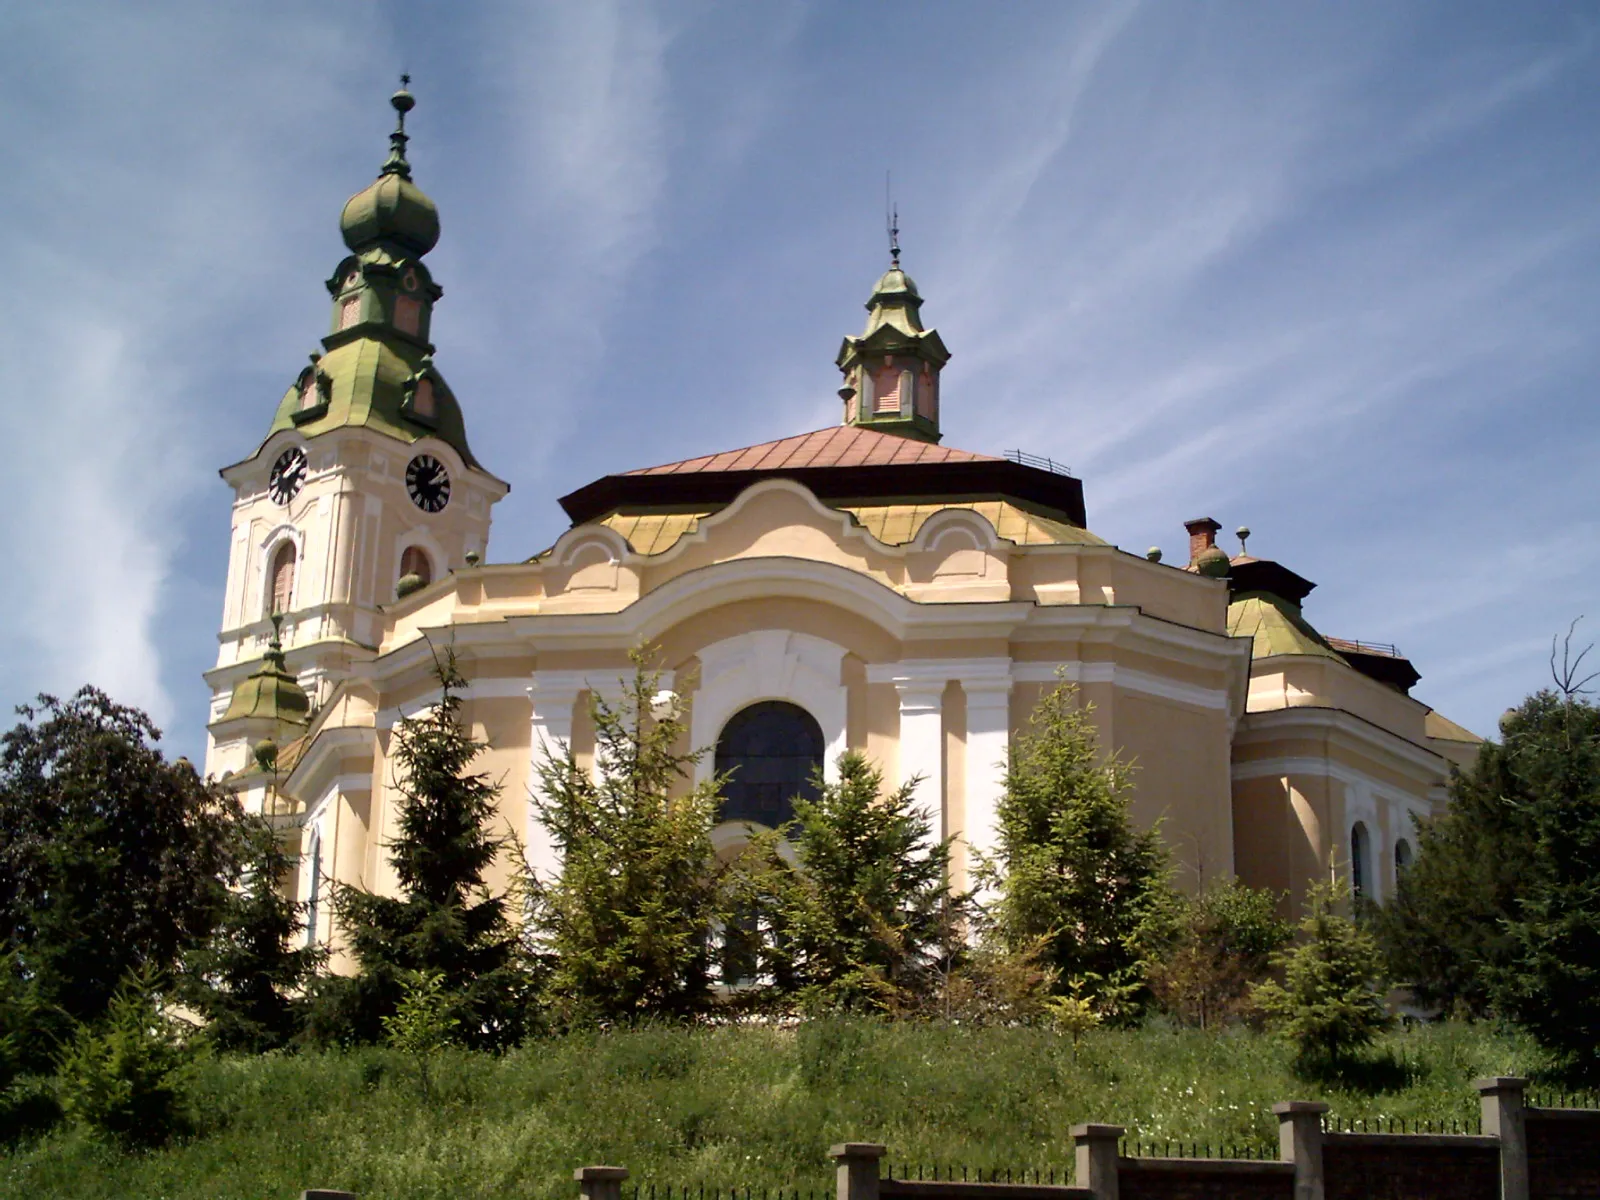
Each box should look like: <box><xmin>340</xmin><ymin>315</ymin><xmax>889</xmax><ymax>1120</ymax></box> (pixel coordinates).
<box><xmin>339</xmin><ymin>81</ymin><xmax>440</xmax><ymax>257</ymax></box>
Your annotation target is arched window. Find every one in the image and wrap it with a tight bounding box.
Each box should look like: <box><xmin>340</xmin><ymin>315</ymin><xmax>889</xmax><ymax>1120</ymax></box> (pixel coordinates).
<box><xmin>304</xmin><ymin>827</ymin><xmax>322</xmax><ymax>948</ymax></box>
<box><xmin>1395</xmin><ymin>838</ymin><xmax>1413</xmax><ymax>876</ymax></box>
<box><xmin>1351</xmin><ymin>821</ymin><xmax>1371</xmax><ymax>899</ymax></box>
<box><xmin>714</xmin><ymin>701</ymin><xmax>824</xmax><ymax>830</ymax></box>
<box><xmin>269</xmin><ymin>541</ymin><xmax>296</xmax><ymax>616</ymax></box>
<box><xmin>399</xmin><ymin>545</ymin><xmax>432</xmax><ymax>587</ymax></box>
<box><xmin>339</xmin><ymin>296</ymin><xmax>360</xmax><ymax>330</ymax></box>
<box><xmin>394</xmin><ymin>296</ymin><xmax>421</xmax><ymax>336</ymax></box>
<box><xmin>299</xmin><ymin>372</ymin><xmax>320</xmax><ymax>411</ymax></box>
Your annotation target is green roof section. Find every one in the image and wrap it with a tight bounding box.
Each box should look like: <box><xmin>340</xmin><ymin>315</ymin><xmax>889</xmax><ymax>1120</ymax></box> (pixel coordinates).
<box><xmin>262</xmin><ymin>333</ymin><xmax>480</xmax><ymax>469</ymax></box>
<box><xmin>222</xmin><ymin>620</ymin><xmax>311</xmax><ymax>727</ymax></box>
<box><xmin>1228</xmin><ymin>590</ymin><xmax>1348</xmax><ymax>664</ymax></box>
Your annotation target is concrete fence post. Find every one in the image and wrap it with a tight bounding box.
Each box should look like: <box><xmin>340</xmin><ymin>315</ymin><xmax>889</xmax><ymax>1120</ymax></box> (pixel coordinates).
<box><xmin>829</xmin><ymin>1142</ymin><xmax>886</xmax><ymax>1200</ymax></box>
<box><xmin>1274</xmin><ymin>1101</ymin><xmax>1328</xmax><ymax>1200</ymax></box>
<box><xmin>1071</xmin><ymin>1123</ymin><xmax>1124</xmax><ymax>1200</ymax></box>
<box><xmin>576</xmin><ymin>1165</ymin><xmax>630</xmax><ymax>1200</ymax></box>
<box><xmin>1476</xmin><ymin>1076</ymin><xmax>1530</xmax><ymax>1200</ymax></box>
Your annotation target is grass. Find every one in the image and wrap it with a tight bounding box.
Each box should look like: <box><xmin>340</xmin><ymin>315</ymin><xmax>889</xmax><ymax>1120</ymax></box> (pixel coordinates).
<box><xmin>0</xmin><ymin>1020</ymin><xmax>1546</xmax><ymax>1200</ymax></box>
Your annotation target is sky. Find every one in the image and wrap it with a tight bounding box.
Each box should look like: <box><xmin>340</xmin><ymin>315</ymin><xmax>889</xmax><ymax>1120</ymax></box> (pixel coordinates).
<box><xmin>2</xmin><ymin>1</ymin><xmax>1597</xmax><ymax>763</ymax></box>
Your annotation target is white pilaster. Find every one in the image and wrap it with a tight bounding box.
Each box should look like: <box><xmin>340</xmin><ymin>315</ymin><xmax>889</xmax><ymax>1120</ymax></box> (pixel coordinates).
<box><xmin>525</xmin><ymin>678</ymin><xmax>582</xmax><ymax>884</ymax></box>
<box><xmin>892</xmin><ymin>681</ymin><xmax>947</xmax><ymax>837</ymax></box>
<box><xmin>962</xmin><ymin>678</ymin><xmax>1012</xmax><ymax>887</ymax></box>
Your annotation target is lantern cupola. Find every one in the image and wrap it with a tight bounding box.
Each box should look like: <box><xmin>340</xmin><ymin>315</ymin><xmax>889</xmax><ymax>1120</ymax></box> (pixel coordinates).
<box><xmin>835</xmin><ymin>221</ymin><xmax>951</xmax><ymax>444</ymax></box>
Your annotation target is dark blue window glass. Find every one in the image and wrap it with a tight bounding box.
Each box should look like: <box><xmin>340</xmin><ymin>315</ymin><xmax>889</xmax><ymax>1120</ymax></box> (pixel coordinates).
<box><xmin>714</xmin><ymin>701</ymin><xmax>824</xmax><ymax>829</ymax></box>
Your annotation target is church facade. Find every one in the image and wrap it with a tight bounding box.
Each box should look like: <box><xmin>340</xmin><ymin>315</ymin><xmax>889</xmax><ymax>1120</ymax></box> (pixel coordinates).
<box><xmin>205</xmin><ymin>89</ymin><xmax>1482</xmax><ymax>951</ymax></box>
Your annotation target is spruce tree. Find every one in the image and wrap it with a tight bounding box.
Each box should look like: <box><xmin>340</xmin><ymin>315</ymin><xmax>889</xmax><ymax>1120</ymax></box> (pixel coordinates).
<box><xmin>751</xmin><ymin>751</ymin><xmax>954</xmax><ymax>1012</ymax></box>
<box><xmin>981</xmin><ymin>680</ymin><xmax>1175</xmax><ymax>1020</ymax></box>
<box><xmin>531</xmin><ymin>651</ymin><xmax>728</xmax><ymax>1024</ymax></box>
<box><xmin>1376</xmin><ymin>731</ymin><xmax>1537</xmax><ymax>1016</ymax></box>
<box><xmin>1490</xmin><ymin>645</ymin><xmax>1600</xmax><ymax>1078</ymax></box>
<box><xmin>182</xmin><ymin>815</ymin><xmax>325</xmax><ymax>1052</ymax></box>
<box><xmin>315</xmin><ymin>652</ymin><xmax>531</xmax><ymax>1048</ymax></box>
<box><xmin>1253</xmin><ymin>883</ymin><xmax>1390</xmax><ymax>1077</ymax></box>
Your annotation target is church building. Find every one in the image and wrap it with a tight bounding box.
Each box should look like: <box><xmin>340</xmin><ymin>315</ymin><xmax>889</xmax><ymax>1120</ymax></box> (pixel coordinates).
<box><xmin>204</xmin><ymin>87</ymin><xmax>1482</xmax><ymax>949</ymax></box>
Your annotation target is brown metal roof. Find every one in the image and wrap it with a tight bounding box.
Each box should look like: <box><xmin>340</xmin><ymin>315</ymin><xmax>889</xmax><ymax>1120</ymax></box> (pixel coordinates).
<box><xmin>625</xmin><ymin>425</ymin><xmax>999</xmax><ymax>477</ymax></box>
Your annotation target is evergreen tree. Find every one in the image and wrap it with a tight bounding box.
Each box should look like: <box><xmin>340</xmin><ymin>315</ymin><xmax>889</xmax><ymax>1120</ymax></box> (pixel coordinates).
<box><xmin>314</xmin><ymin>653</ymin><xmax>531</xmax><ymax>1048</ymax></box>
<box><xmin>1253</xmin><ymin>882</ymin><xmax>1390</xmax><ymax>1077</ymax></box>
<box><xmin>1375</xmin><ymin>730</ymin><xmax>1537</xmax><ymax>1017</ymax></box>
<box><xmin>182</xmin><ymin>816</ymin><xmax>325</xmax><ymax>1052</ymax></box>
<box><xmin>751</xmin><ymin>752</ymin><xmax>954</xmax><ymax>1012</ymax></box>
<box><xmin>531</xmin><ymin>652</ymin><xmax>728</xmax><ymax>1024</ymax></box>
<box><xmin>980</xmin><ymin>680</ymin><xmax>1175</xmax><ymax>1020</ymax></box>
<box><xmin>1489</xmin><ymin>633</ymin><xmax>1600</xmax><ymax>1078</ymax></box>
<box><xmin>0</xmin><ymin>689</ymin><xmax>239</xmax><ymax>1029</ymax></box>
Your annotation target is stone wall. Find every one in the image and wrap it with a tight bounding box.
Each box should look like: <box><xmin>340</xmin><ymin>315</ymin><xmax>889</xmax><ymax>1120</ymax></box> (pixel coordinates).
<box><xmin>1527</xmin><ymin>1108</ymin><xmax>1600</xmax><ymax>1200</ymax></box>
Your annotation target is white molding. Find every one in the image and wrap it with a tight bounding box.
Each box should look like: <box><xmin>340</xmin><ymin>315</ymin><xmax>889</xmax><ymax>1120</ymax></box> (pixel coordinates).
<box><xmin>866</xmin><ymin>657</ymin><xmax>1014</xmax><ymax>687</ymax></box>
<box><xmin>1011</xmin><ymin>660</ymin><xmax>1230</xmax><ymax>711</ymax></box>
<box><xmin>1234</xmin><ymin>705</ymin><xmax>1444</xmax><ymax>779</ymax></box>
<box><xmin>282</xmin><ymin>725</ymin><xmax>375</xmax><ymax>799</ymax></box>
<box><xmin>689</xmin><ymin>630</ymin><xmax>847</xmax><ymax>785</ymax></box>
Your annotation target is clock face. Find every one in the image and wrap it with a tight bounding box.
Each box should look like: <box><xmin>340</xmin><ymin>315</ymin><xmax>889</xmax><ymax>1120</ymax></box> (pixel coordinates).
<box><xmin>406</xmin><ymin>454</ymin><xmax>451</xmax><ymax>513</ymax></box>
<box><xmin>268</xmin><ymin>447</ymin><xmax>307</xmax><ymax>505</ymax></box>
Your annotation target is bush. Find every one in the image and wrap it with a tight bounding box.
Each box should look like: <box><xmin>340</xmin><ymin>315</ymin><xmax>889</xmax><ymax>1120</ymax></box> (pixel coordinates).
<box><xmin>1149</xmin><ymin>880</ymin><xmax>1291</xmax><ymax>1029</ymax></box>
<box><xmin>55</xmin><ymin>968</ymin><xmax>195</xmax><ymax>1148</ymax></box>
<box><xmin>1252</xmin><ymin>883</ymin><xmax>1389</xmax><ymax>1077</ymax></box>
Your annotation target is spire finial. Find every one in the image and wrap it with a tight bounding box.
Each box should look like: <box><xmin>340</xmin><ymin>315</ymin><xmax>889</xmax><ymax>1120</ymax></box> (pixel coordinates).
<box><xmin>382</xmin><ymin>74</ymin><xmax>416</xmax><ymax>180</ymax></box>
<box><xmin>885</xmin><ymin>172</ymin><xmax>900</xmax><ymax>267</ymax></box>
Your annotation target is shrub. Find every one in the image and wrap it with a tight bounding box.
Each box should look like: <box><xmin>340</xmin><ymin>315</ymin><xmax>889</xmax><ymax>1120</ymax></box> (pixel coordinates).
<box><xmin>55</xmin><ymin>968</ymin><xmax>195</xmax><ymax>1149</ymax></box>
<box><xmin>1149</xmin><ymin>880</ymin><xmax>1291</xmax><ymax>1029</ymax></box>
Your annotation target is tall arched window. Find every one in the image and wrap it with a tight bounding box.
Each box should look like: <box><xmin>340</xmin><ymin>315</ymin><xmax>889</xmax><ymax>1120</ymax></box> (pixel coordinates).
<box><xmin>269</xmin><ymin>541</ymin><xmax>296</xmax><ymax>616</ymax></box>
<box><xmin>1351</xmin><ymin>821</ymin><xmax>1371</xmax><ymax>899</ymax></box>
<box><xmin>1395</xmin><ymin>838</ymin><xmax>1413</xmax><ymax>877</ymax></box>
<box><xmin>399</xmin><ymin>545</ymin><xmax>432</xmax><ymax>587</ymax></box>
<box><xmin>714</xmin><ymin>701</ymin><xmax>824</xmax><ymax>830</ymax></box>
<box><xmin>303</xmin><ymin>827</ymin><xmax>322</xmax><ymax>948</ymax></box>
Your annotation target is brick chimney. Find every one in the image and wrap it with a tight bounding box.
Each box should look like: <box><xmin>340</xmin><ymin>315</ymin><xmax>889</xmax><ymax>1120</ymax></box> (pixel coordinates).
<box><xmin>1185</xmin><ymin>517</ymin><xmax>1222</xmax><ymax>567</ymax></box>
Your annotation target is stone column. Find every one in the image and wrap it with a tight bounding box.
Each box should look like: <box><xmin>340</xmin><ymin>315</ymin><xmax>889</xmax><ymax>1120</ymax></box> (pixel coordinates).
<box><xmin>1072</xmin><ymin>1123</ymin><xmax>1123</xmax><ymax>1200</ymax></box>
<box><xmin>1476</xmin><ymin>1076</ymin><xmax>1529</xmax><ymax>1200</ymax></box>
<box><xmin>829</xmin><ymin>1142</ymin><xmax>885</xmax><ymax>1200</ymax></box>
<box><xmin>961</xmin><ymin>678</ymin><xmax>1011</xmax><ymax>889</ymax></box>
<box><xmin>575</xmin><ymin>1166</ymin><xmax>629</xmax><ymax>1200</ymax></box>
<box><xmin>526</xmin><ymin>679</ymin><xmax>582</xmax><ymax>883</ymax></box>
<box><xmin>1274</xmin><ymin>1101</ymin><xmax>1328</xmax><ymax>1200</ymax></box>
<box><xmin>893</xmin><ymin>681</ymin><xmax>946</xmax><ymax>837</ymax></box>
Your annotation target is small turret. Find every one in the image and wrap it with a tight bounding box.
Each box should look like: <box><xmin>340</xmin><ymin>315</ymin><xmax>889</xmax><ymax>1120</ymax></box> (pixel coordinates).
<box><xmin>835</xmin><ymin>215</ymin><xmax>951</xmax><ymax>444</ymax></box>
<box><xmin>221</xmin><ymin>615</ymin><xmax>312</xmax><ymax>729</ymax></box>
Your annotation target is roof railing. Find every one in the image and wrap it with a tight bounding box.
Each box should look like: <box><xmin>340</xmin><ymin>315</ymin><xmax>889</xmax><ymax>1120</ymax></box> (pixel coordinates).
<box><xmin>1003</xmin><ymin>449</ymin><xmax>1073</xmax><ymax>476</ymax></box>
<box><xmin>1328</xmin><ymin>637</ymin><xmax>1403</xmax><ymax>659</ymax></box>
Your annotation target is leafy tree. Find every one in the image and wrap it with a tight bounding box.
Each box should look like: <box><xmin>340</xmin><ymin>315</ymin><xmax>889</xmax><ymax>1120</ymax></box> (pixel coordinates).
<box><xmin>1149</xmin><ymin>879</ymin><xmax>1291</xmax><ymax>1029</ymax></box>
<box><xmin>182</xmin><ymin>816</ymin><xmax>325</xmax><ymax>1052</ymax></box>
<box><xmin>1252</xmin><ymin>882</ymin><xmax>1390</xmax><ymax>1076</ymax></box>
<box><xmin>0</xmin><ymin>689</ymin><xmax>239</xmax><ymax>1028</ymax></box>
<box><xmin>314</xmin><ymin>653</ymin><xmax>531</xmax><ymax>1049</ymax></box>
<box><xmin>980</xmin><ymin>680</ymin><xmax>1176</xmax><ymax>1020</ymax></box>
<box><xmin>748</xmin><ymin>752</ymin><xmax>954</xmax><ymax>1013</ymax></box>
<box><xmin>56</xmin><ymin>966</ymin><xmax>195</xmax><ymax>1149</ymax></box>
<box><xmin>531</xmin><ymin>652</ymin><xmax>729</xmax><ymax>1024</ymax></box>
<box><xmin>1490</xmin><ymin>629</ymin><xmax>1600</xmax><ymax>1078</ymax></box>
<box><xmin>382</xmin><ymin>970</ymin><xmax>458</xmax><ymax>1101</ymax></box>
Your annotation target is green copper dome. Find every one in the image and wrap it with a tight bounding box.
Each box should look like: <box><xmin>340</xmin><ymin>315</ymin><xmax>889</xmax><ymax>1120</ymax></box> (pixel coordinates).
<box><xmin>223</xmin><ymin>621</ymin><xmax>311</xmax><ymax>727</ymax></box>
<box><xmin>869</xmin><ymin>265</ymin><xmax>920</xmax><ymax>303</ymax></box>
<box><xmin>341</xmin><ymin>173</ymin><xmax>440</xmax><ymax>256</ymax></box>
<box><xmin>339</xmin><ymin>83</ymin><xmax>439</xmax><ymax>256</ymax></box>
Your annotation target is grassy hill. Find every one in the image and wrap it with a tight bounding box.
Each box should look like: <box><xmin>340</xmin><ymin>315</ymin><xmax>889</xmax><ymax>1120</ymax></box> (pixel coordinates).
<box><xmin>1</xmin><ymin>1020</ymin><xmax>1543</xmax><ymax>1200</ymax></box>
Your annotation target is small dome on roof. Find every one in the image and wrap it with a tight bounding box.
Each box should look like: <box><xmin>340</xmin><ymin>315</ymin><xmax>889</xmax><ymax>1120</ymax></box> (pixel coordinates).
<box><xmin>870</xmin><ymin>266</ymin><xmax>920</xmax><ymax>302</ymax></box>
<box><xmin>1194</xmin><ymin>544</ymin><xmax>1231</xmax><ymax>578</ymax></box>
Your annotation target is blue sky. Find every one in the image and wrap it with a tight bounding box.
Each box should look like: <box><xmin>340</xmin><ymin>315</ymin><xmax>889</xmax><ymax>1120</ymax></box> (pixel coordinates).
<box><xmin>2</xmin><ymin>2</ymin><xmax>1597</xmax><ymax>762</ymax></box>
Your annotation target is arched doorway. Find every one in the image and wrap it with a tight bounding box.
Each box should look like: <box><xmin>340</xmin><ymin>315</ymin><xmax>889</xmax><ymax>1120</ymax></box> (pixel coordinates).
<box><xmin>714</xmin><ymin>701</ymin><xmax>825</xmax><ymax>830</ymax></box>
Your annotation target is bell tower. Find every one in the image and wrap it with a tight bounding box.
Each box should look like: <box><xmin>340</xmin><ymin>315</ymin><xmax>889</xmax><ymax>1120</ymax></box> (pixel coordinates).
<box><xmin>835</xmin><ymin>219</ymin><xmax>951</xmax><ymax>444</ymax></box>
<box><xmin>205</xmin><ymin>81</ymin><xmax>509</xmax><ymax>779</ymax></box>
